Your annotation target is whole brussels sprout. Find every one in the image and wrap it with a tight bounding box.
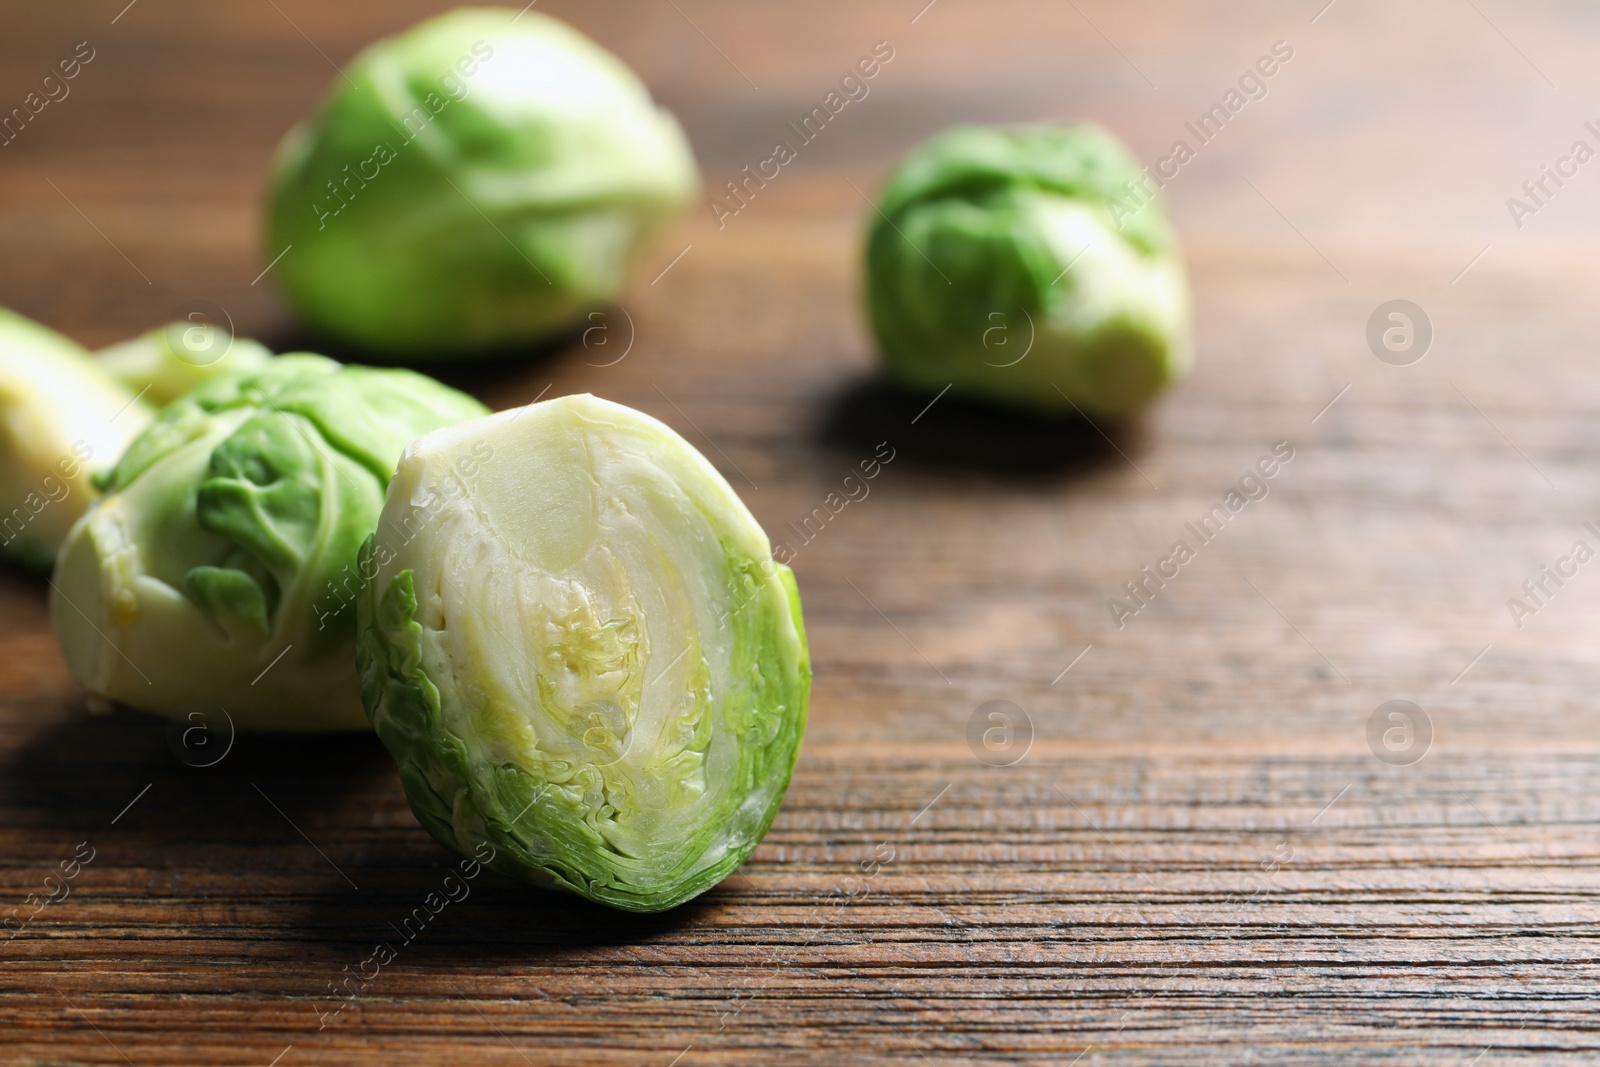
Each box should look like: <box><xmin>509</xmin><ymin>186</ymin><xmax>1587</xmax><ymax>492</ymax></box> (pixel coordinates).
<box><xmin>51</xmin><ymin>355</ymin><xmax>487</xmax><ymax>732</ymax></box>
<box><xmin>865</xmin><ymin>123</ymin><xmax>1191</xmax><ymax>419</ymax></box>
<box><xmin>266</xmin><ymin>8</ymin><xmax>699</xmax><ymax>357</ymax></box>
<box><xmin>0</xmin><ymin>308</ymin><xmax>153</xmax><ymax>570</ymax></box>
<box><xmin>356</xmin><ymin>394</ymin><xmax>810</xmax><ymax>911</ymax></box>
<box><xmin>96</xmin><ymin>321</ymin><xmax>273</xmax><ymax>408</ymax></box>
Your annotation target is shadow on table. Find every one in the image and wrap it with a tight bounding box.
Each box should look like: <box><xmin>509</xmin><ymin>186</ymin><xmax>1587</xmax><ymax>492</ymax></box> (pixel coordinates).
<box><xmin>815</xmin><ymin>374</ymin><xmax>1150</xmax><ymax>486</ymax></box>
<box><xmin>0</xmin><ymin>704</ymin><xmax>709</xmax><ymax>955</ymax></box>
<box><xmin>298</xmin><ymin>862</ymin><xmax>714</xmax><ymax>964</ymax></box>
<box><xmin>258</xmin><ymin>315</ymin><xmax>587</xmax><ymax>403</ymax></box>
<box><xmin>0</xmin><ymin>704</ymin><xmax>395</xmax><ymax>837</ymax></box>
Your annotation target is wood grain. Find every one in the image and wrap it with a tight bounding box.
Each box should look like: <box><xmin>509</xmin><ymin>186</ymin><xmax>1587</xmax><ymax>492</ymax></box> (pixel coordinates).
<box><xmin>5</xmin><ymin>1</ymin><xmax>1600</xmax><ymax>1063</ymax></box>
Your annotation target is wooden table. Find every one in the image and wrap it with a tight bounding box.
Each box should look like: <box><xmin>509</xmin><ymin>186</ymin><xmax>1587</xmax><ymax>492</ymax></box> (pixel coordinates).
<box><xmin>5</xmin><ymin>1</ymin><xmax>1600</xmax><ymax>1063</ymax></box>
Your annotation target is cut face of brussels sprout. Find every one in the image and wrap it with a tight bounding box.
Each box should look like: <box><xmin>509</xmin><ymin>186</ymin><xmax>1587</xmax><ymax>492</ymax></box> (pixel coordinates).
<box><xmin>866</xmin><ymin>123</ymin><xmax>1191</xmax><ymax>419</ymax></box>
<box><xmin>96</xmin><ymin>322</ymin><xmax>273</xmax><ymax>407</ymax></box>
<box><xmin>356</xmin><ymin>394</ymin><xmax>810</xmax><ymax>911</ymax></box>
<box><xmin>50</xmin><ymin>354</ymin><xmax>487</xmax><ymax>731</ymax></box>
<box><xmin>0</xmin><ymin>308</ymin><xmax>153</xmax><ymax>570</ymax></box>
<box><xmin>267</xmin><ymin>8</ymin><xmax>699</xmax><ymax>357</ymax></box>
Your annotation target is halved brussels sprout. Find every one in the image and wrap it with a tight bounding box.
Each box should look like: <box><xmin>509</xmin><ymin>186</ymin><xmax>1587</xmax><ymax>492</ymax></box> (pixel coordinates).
<box><xmin>266</xmin><ymin>8</ymin><xmax>699</xmax><ymax>357</ymax></box>
<box><xmin>0</xmin><ymin>307</ymin><xmax>153</xmax><ymax>570</ymax></box>
<box><xmin>50</xmin><ymin>354</ymin><xmax>487</xmax><ymax>731</ymax></box>
<box><xmin>356</xmin><ymin>394</ymin><xmax>810</xmax><ymax>911</ymax></box>
<box><xmin>866</xmin><ymin>123</ymin><xmax>1191</xmax><ymax>419</ymax></box>
<box><xmin>96</xmin><ymin>321</ymin><xmax>273</xmax><ymax>407</ymax></box>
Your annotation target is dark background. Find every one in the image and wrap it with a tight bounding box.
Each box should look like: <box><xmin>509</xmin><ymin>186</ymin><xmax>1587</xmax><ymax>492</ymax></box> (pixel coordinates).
<box><xmin>4</xmin><ymin>2</ymin><xmax>1600</xmax><ymax>1063</ymax></box>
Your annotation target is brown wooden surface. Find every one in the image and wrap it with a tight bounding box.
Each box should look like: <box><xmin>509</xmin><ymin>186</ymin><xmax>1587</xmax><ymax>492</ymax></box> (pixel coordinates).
<box><xmin>6</xmin><ymin>1</ymin><xmax>1600</xmax><ymax>1063</ymax></box>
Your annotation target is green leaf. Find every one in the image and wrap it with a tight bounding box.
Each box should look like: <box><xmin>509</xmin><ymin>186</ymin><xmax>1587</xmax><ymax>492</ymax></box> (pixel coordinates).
<box><xmin>51</xmin><ymin>355</ymin><xmax>487</xmax><ymax>732</ymax></box>
<box><xmin>197</xmin><ymin>412</ymin><xmax>326</xmax><ymax>574</ymax></box>
<box><xmin>185</xmin><ymin>563</ymin><xmax>273</xmax><ymax>638</ymax></box>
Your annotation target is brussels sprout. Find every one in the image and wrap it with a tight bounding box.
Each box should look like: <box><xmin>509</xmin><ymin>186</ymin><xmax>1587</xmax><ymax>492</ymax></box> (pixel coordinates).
<box><xmin>266</xmin><ymin>8</ymin><xmax>699</xmax><ymax>357</ymax></box>
<box><xmin>865</xmin><ymin>123</ymin><xmax>1191</xmax><ymax>419</ymax></box>
<box><xmin>51</xmin><ymin>354</ymin><xmax>488</xmax><ymax>732</ymax></box>
<box><xmin>356</xmin><ymin>394</ymin><xmax>810</xmax><ymax>911</ymax></box>
<box><xmin>0</xmin><ymin>308</ymin><xmax>153</xmax><ymax>570</ymax></box>
<box><xmin>96</xmin><ymin>321</ymin><xmax>273</xmax><ymax>407</ymax></box>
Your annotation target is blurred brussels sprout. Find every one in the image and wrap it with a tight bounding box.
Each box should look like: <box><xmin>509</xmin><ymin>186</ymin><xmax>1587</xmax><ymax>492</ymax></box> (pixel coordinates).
<box><xmin>96</xmin><ymin>321</ymin><xmax>273</xmax><ymax>407</ymax></box>
<box><xmin>266</xmin><ymin>8</ymin><xmax>699</xmax><ymax>357</ymax></box>
<box><xmin>0</xmin><ymin>308</ymin><xmax>153</xmax><ymax>570</ymax></box>
<box><xmin>356</xmin><ymin>394</ymin><xmax>810</xmax><ymax>911</ymax></box>
<box><xmin>865</xmin><ymin>123</ymin><xmax>1191</xmax><ymax>419</ymax></box>
<box><xmin>51</xmin><ymin>354</ymin><xmax>488</xmax><ymax>732</ymax></box>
